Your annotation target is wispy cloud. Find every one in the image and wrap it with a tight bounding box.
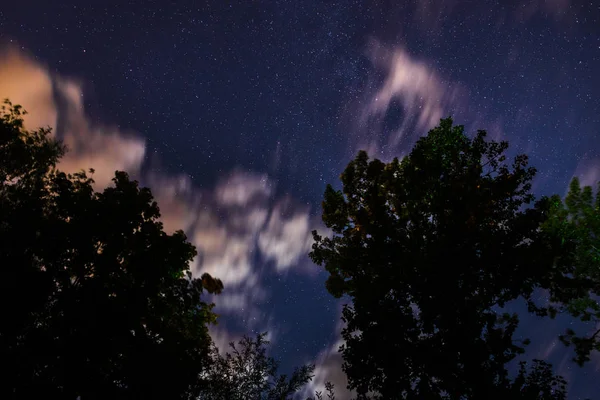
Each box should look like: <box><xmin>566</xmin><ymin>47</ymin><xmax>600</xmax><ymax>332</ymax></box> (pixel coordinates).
<box><xmin>572</xmin><ymin>157</ymin><xmax>600</xmax><ymax>190</ymax></box>
<box><xmin>0</xmin><ymin>45</ymin><xmax>320</xmax><ymax>332</ymax></box>
<box><xmin>300</xmin><ymin>304</ymin><xmax>354</xmax><ymax>399</ymax></box>
<box><xmin>258</xmin><ymin>201</ymin><xmax>314</xmax><ymax>271</ymax></box>
<box><xmin>0</xmin><ymin>47</ymin><xmax>146</xmax><ymax>189</ymax></box>
<box><xmin>301</xmin><ymin>337</ymin><xmax>350</xmax><ymax>399</ymax></box>
<box><xmin>351</xmin><ymin>39</ymin><xmax>465</xmax><ymax>159</ymax></box>
<box><xmin>54</xmin><ymin>78</ymin><xmax>146</xmax><ymax>188</ymax></box>
<box><xmin>154</xmin><ymin>169</ymin><xmax>318</xmax><ymax>320</ymax></box>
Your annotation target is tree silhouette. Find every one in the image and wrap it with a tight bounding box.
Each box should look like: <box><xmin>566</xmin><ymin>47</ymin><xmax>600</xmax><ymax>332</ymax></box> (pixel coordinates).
<box><xmin>310</xmin><ymin>118</ymin><xmax>568</xmax><ymax>399</ymax></box>
<box><xmin>199</xmin><ymin>332</ymin><xmax>315</xmax><ymax>400</ymax></box>
<box><xmin>0</xmin><ymin>99</ymin><xmax>223</xmax><ymax>399</ymax></box>
<box><xmin>308</xmin><ymin>381</ymin><xmax>336</xmax><ymax>400</ymax></box>
<box><xmin>540</xmin><ymin>177</ymin><xmax>600</xmax><ymax>365</ymax></box>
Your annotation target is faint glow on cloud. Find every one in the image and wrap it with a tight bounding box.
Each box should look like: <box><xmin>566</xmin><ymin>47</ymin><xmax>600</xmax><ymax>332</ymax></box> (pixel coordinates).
<box><xmin>0</xmin><ymin>48</ymin><xmax>57</xmax><ymax>130</ymax></box>
<box><xmin>542</xmin><ymin>339</ymin><xmax>559</xmax><ymax>359</ymax></box>
<box><xmin>200</xmin><ymin>235</ymin><xmax>256</xmax><ymax>287</ymax></box>
<box><xmin>54</xmin><ymin>79</ymin><xmax>146</xmax><ymax>188</ymax></box>
<box><xmin>0</xmin><ymin>47</ymin><xmax>146</xmax><ymax>188</ymax></box>
<box><xmin>572</xmin><ymin>158</ymin><xmax>600</xmax><ymax>190</ymax></box>
<box><xmin>301</xmin><ymin>308</ymin><xmax>353</xmax><ymax>399</ymax></box>
<box><xmin>148</xmin><ymin>174</ymin><xmax>200</xmax><ymax>234</ymax></box>
<box><xmin>301</xmin><ymin>337</ymin><xmax>351</xmax><ymax>399</ymax></box>
<box><xmin>208</xmin><ymin>326</ymin><xmax>243</xmax><ymax>355</ymax></box>
<box><xmin>216</xmin><ymin>172</ymin><xmax>272</xmax><ymax>206</ymax></box>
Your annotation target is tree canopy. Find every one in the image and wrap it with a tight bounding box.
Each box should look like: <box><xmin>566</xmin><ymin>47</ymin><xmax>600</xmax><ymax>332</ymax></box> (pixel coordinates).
<box><xmin>5</xmin><ymin>98</ymin><xmax>598</xmax><ymax>399</ymax></box>
<box><xmin>540</xmin><ymin>177</ymin><xmax>600</xmax><ymax>365</ymax></box>
<box><xmin>0</xmin><ymin>100</ymin><xmax>223</xmax><ymax>399</ymax></box>
<box><xmin>199</xmin><ymin>332</ymin><xmax>315</xmax><ymax>400</ymax></box>
<box><xmin>310</xmin><ymin>118</ymin><xmax>571</xmax><ymax>399</ymax></box>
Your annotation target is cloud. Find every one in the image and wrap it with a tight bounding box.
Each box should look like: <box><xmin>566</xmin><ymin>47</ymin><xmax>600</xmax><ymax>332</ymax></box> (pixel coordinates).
<box><xmin>366</xmin><ymin>42</ymin><xmax>461</xmax><ymax>137</ymax></box>
<box><xmin>572</xmin><ymin>157</ymin><xmax>600</xmax><ymax>190</ymax></box>
<box><xmin>147</xmin><ymin>173</ymin><xmax>201</xmax><ymax>234</ymax></box>
<box><xmin>53</xmin><ymin>78</ymin><xmax>146</xmax><ymax>188</ymax></box>
<box><xmin>151</xmin><ymin>169</ymin><xmax>317</xmax><ymax>320</ymax></box>
<box><xmin>300</xmin><ymin>307</ymin><xmax>354</xmax><ymax>399</ymax></box>
<box><xmin>354</xmin><ymin>40</ymin><xmax>464</xmax><ymax>157</ymax></box>
<box><xmin>216</xmin><ymin>172</ymin><xmax>272</xmax><ymax>206</ymax></box>
<box><xmin>258</xmin><ymin>201</ymin><xmax>314</xmax><ymax>271</ymax></box>
<box><xmin>0</xmin><ymin>47</ymin><xmax>326</xmax><ymax>378</ymax></box>
<box><xmin>0</xmin><ymin>47</ymin><xmax>57</xmax><ymax>129</ymax></box>
<box><xmin>301</xmin><ymin>337</ymin><xmax>351</xmax><ymax>399</ymax></box>
<box><xmin>190</xmin><ymin>174</ymin><xmax>315</xmax><ymax>318</ymax></box>
<box><xmin>0</xmin><ymin>46</ymin><xmax>146</xmax><ymax>189</ymax></box>
<box><xmin>350</xmin><ymin>40</ymin><xmax>518</xmax><ymax>165</ymax></box>
<box><xmin>153</xmin><ymin>170</ymin><xmax>318</xmax><ymax>332</ymax></box>
<box><xmin>208</xmin><ymin>326</ymin><xmax>244</xmax><ymax>355</ymax></box>
<box><xmin>0</xmin><ymin>48</ymin><xmax>57</xmax><ymax>131</ymax></box>
<box><xmin>0</xmin><ymin>46</ymin><xmax>319</xmax><ymax>324</ymax></box>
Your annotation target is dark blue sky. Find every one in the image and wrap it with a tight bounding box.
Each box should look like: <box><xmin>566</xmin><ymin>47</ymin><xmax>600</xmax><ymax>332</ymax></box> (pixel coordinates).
<box><xmin>1</xmin><ymin>0</ymin><xmax>600</xmax><ymax>398</ymax></box>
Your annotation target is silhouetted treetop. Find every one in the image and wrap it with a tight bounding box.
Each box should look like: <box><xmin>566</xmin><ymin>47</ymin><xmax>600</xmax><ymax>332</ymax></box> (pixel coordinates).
<box><xmin>0</xmin><ymin>99</ymin><xmax>222</xmax><ymax>399</ymax></box>
<box><xmin>311</xmin><ymin>118</ymin><xmax>568</xmax><ymax>399</ymax></box>
<box><xmin>540</xmin><ymin>177</ymin><xmax>600</xmax><ymax>366</ymax></box>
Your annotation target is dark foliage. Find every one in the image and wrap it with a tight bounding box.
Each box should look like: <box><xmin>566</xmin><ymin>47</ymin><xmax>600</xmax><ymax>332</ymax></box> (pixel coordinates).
<box><xmin>0</xmin><ymin>100</ymin><xmax>222</xmax><ymax>399</ymax></box>
<box><xmin>311</xmin><ymin>118</ymin><xmax>568</xmax><ymax>399</ymax></box>
<box><xmin>540</xmin><ymin>177</ymin><xmax>600</xmax><ymax>365</ymax></box>
<box><xmin>308</xmin><ymin>381</ymin><xmax>336</xmax><ymax>400</ymax></box>
<box><xmin>199</xmin><ymin>332</ymin><xmax>315</xmax><ymax>400</ymax></box>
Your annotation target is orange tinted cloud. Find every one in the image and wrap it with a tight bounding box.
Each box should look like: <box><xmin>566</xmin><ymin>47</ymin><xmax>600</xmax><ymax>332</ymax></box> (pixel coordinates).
<box><xmin>0</xmin><ymin>46</ymin><xmax>319</xmax><ymax>323</ymax></box>
<box><xmin>0</xmin><ymin>46</ymin><xmax>145</xmax><ymax>188</ymax></box>
<box><xmin>0</xmin><ymin>48</ymin><xmax>57</xmax><ymax>130</ymax></box>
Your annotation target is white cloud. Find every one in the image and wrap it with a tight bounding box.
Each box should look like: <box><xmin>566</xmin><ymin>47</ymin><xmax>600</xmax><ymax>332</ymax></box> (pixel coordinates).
<box><xmin>151</xmin><ymin>169</ymin><xmax>316</xmax><ymax>317</ymax></box>
<box><xmin>216</xmin><ymin>171</ymin><xmax>272</xmax><ymax>206</ymax></box>
<box><xmin>368</xmin><ymin>49</ymin><xmax>448</xmax><ymax>128</ymax></box>
<box><xmin>200</xmin><ymin>236</ymin><xmax>255</xmax><ymax>287</ymax></box>
<box><xmin>258</xmin><ymin>202</ymin><xmax>314</xmax><ymax>271</ymax></box>
<box><xmin>351</xmin><ymin>40</ymin><xmax>517</xmax><ymax>164</ymax></box>
<box><xmin>354</xmin><ymin>40</ymin><xmax>464</xmax><ymax>157</ymax></box>
<box><xmin>186</xmin><ymin>171</ymin><xmax>272</xmax><ymax>288</ymax></box>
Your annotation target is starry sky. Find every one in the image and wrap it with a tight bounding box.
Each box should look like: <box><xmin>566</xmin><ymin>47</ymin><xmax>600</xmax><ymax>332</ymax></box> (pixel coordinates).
<box><xmin>1</xmin><ymin>0</ymin><xmax>600</xmax><ymax>398</ymax></box>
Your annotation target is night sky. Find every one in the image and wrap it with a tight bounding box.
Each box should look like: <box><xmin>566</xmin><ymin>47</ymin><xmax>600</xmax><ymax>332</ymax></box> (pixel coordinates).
<box><xmin>1</xmin><ymin>0</ymin><xmax>600</xmax><ymax>398</ymax></box>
